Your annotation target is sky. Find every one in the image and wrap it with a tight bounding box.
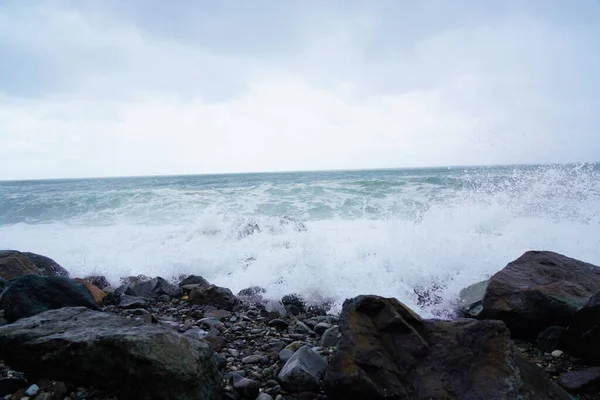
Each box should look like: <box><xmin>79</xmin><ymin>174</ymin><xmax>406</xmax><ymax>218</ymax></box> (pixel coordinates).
<box><xmin>1</xmin><ymin>0</ymin><xmax>599</xmax><ymax>180</ymax></box>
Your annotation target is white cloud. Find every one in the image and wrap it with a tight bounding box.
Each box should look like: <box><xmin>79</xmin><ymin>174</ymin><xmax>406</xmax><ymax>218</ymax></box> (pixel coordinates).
<box><xmin>0</xmin><ymin>1</ymin><xmax>598</xmax><ymax>179</ymax></box>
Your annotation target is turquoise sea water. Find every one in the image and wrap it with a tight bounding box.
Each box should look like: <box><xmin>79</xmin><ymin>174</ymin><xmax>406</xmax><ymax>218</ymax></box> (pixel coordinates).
<box><xmin>1</xmin><ymin>163</ymin><xmax>599</xmax><ymax>316</ymax></box>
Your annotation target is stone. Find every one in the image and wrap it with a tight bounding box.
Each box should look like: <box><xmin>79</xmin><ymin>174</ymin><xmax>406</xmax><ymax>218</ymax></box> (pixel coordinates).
<box><xmin>278</xmin><ymin>345</ymin><xmax>327</xmax><ymax>393</ymax></box>
<box><xmin>479</xmin><ymin>251</ymin><xmax>600</xmax><ymax>339</ymax></box>
<box><xmin>1</xmin><ymin>275</ymin><xmax>100</xmax><ymax>322</ymax></box>
<box><xmin>564</xmin><ymin>289</ymin><xmax>600</xmax><ymax>363</ymax></box>
<box><xmin>0</xmin><ymin>307</ymin><xmax>221</xmax><ymax>399</ymax></box>
<box><xmin>314</xmin><ymin>322</ymin><xmax>331</xmax><ymax>335</ymax></box>
<box><xmin>0</xmin><ymin>377</ymin><xmax>27</xmax><ymax>396</ymax></box>
<box><xmin>179</xmin><ymin>275</ymin><xmax>210</xmax><ymax>287</ymax></box>
<box><xmin>319</xmin><ymin>325</ymin><xmax>340</xmax><ymax>348</ymax></box>
<box><xmin>266</xmin><ymin>341</ymin><xmax>286</xmax><ymax>352</ymax></box>
<box><xmin>257</xmin><ymin>393</ymin><xmax>274</xmax><ymax>400</ymax></box>
<box><xmin>282</xmin><ymin>294</ymin><xmax>305</xmax><ymax>315</ymax></box>
<box><xmin>74</xmin><ymin>278</ymin><xmax>107</xmax><ymax>305</ymax></box>
<box><xmin>324</xmin><ymin>294</ymin><xmax>570</xmax><ymax>400</ymax></box>
<box><xmin>130</xmin><ymin>277</ymin><xmax>175</xmax><ymax>300</ymax></box>
<box><xmin>34</xmin><ymin>392</ymin><xmax>53</xmax><ymax>400</ymax></box>
<box><xmin>536</xmin><ymin>326</ymin><xmax>565</xmax><ymax>352</ymax></box>
<box><xmin>268</xmin><ymin>319</ymin><xmax>289</xmax><ymax>330</ymax></box>
<box><xmin>117</xmin><ymin>295</ymin><xmax>147</xmax><ymax>309</ymax></box>
<box><xmin>558</xmin><ymin>367</ymin><xmax>600</xmax><ymax>393</ymax></box>
<box><xmin>457</xmin><ymin>279</ymin><xmax>488</xmax><ymax>318</ymax></box>
<box><xmin>83</xmin><ymin>275</ymin><xmax>110</xmax><ymax>289</ymax></box>
<box><xmin>551</xmin><ymin>350</ymin><xmax>563</xmax><ymax>357</ymax></box>
<box><xmin>25</xmin><ymin>384</ymin><xmax>39</xmax><ymax>396</ymax></box>
<box><xmin>232</xmin><ymin>375</ymin><xmax>260</xmax><ymax>398</ymax></box>
<box><xmin>293</xmin><ymin>321</ymin><xmax>312</xmax><ymax>334</ymax></box>
<box><xmin>189</xmin><ymin>285</ymin><xmax>240</xmax><ymax>311</ymax></box>
<box><xmin>21</xmin><ymin>252</ymin><xmax>69</xmax><ymax>277</ymax></box>
<box><xmin>237</xmin><ymin>286</ymin><xmax>266</xmax><ymax>304</ymax></box>
<box><xmin>242</xmin><ymin>355</ymin><xmax>263</xmax><ymax>365</ymax></box>
<box><xmin>0</xmin><ymin>250</ymin><xmax>39</xmax><ymax>280</ymax></box>
<box><xmin>279</xmin><ymin>349</ymin><xmax>294</xmax><ymax>363</ymax></box>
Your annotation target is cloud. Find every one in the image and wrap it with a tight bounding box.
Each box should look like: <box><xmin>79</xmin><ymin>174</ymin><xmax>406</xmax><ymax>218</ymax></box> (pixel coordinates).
<box><xmin>0</xmin><ymin>0</ymin><xmax>599</xmax><ymax>179</ymax></box>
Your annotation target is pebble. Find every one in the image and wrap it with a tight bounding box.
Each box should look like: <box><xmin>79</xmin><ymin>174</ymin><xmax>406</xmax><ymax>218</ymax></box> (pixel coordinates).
<box><xmin>551</xmin><ymin>350</ymin><xmax>563</xmax><ymax>358</ymax></box>
<box><xmin>24</xmin><ymin>384</ymin><xmax>39</xmax><ymax>396</ymax></box>
<box><xmin>242</xmin><ymin>355</ymin><xmax>264</xmax><ymax>365</ymax></box>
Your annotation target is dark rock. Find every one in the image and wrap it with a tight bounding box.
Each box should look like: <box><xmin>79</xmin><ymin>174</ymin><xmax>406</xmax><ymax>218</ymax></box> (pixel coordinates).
<box><xmin>479</xmin><ymin>251</ymin><xmax>600</xmax><ymax>339</ymax></box>
<box><xmin>537</xmin><ymin>326</ymin><xmax>565</xmax><ymax>352</ymax></box>
<box><xmin>457</xmin><ymin>279</ymin><xmax>489</xmax><ymax>318</ymax></box>
<box><xmin>314</xmin><ymin>322</ymin><xmax>331</xmax><ymax>335</ymax></box>
<box><xmin>117</xmin><ymin>295</ymin><xmax>147</xmax><ymax>309</ymax></box>
<box><xmin>204</xmin><ymin>335</ymin><xmax>227</xmax><ymax>352</ymax></box>
<box><xmin>282</xmin><ymin>294</ymin><xmax>305</xmax><ymax>315</ymax></box>
<box><xmin>268</xmin><ymin>319</ymin><xmax>290</xmax><ymax>330</ymax></box>
<box><xmin>279</xmin><ymin>349</ymin><xmax>294</xmax><ymax>363</ymax></box>
<box><xmin>0</xmin><ymin>307</ymin><xmax>221</xmax><ymax>400</ymax></box>
<box><xmin>242</xmin><ymin>355</ymin><xmax>263</xmax><ymax>365</ymax></box>
<box><xmin>324</xmin><ymin>294</ymin><xmax>570</xmax><ymax>400</ymax></box>
<box><xmin>158</xmin><ymin>294</ymin><xmax>171</xmax><ymax>303</ymax></box>
<box><xmin>0</xmin><ymin>377</ymin><xmax>28</xmax><ymax>396</ymax></box>
<box><xmin>232</xmin><ymin>375</ymin><xmax>260</xmax><ymax>398</ymax></box>
<box><xmin>189</xmin><ymin>285</ymin><xmax>240</xmax><ymax>311</ymax></box>
<box><xmin>0</xmin><ymin>277</ymin><xmax>8</xmax><ymax>293</ymax></box>
<box><xmin>22</xmin><ymin>252</ymin><xmax>69</xmax><ymax>277</ymax></box>
<box><xmin>215</xmin><ymin>354</ymin><xmax>228</xmax><ymax>370</ymax></box>
<box><xmin>266</xmin><ymin>341</ymin><xmax>286</xmax><ymax>352</ymax></box>
<box><xmin>565</xmin><ymin>290</ymin><xmax>600</xmax><ymax>363</ymax></box>
<box><xmin>257</xmin><ymin>393</ymin><xmax>274</xmax><ymax>400</ymax></box>
<box><xmin>1</xmin><ymin>275</ymin><xmax>100</xmax><ymax>322</ymax></box>
<box><xmin>130</xmin><ymin>277</ymin><xmax>175</xmax><ymax>300</ymax></box>
<box><xmin>558</xmin><ymin>367</ymin><xmax>600</xmax><ymax>393</ymax></box>
<box><xmin>278</xmin><ymin>345</ymin><xmax>327</xmax><ymax>393</ymax></box>
<box><xmin>0</xmin><ymin>250</ymin><xmax>39</xmax><ymax>280</ymax></box>
<box><xmin>179</xmin><ymin>275</ymin><xmax>210</xmax><ymax>287</ymax></box>
<box><xmin>319</xmin><ymin>325</ymin><xmax>340</xmax><ymax>348</ymax></box>
<box><xmin>114</xmin><ymin>283</ymin><xmax>136</xmax><ymax>297</ymax></box>
<box><xmin>237</xmin><ymin>286</ymin><xmax>266</xmax><ymax>304</ymax></box>
<box><xmin>120</xmin><ymin>274</ymin><xmax>151</xmax><ymax>286</ymax></box>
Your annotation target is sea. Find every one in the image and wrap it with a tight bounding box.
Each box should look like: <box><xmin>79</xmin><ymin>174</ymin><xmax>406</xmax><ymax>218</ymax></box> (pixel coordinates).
<box><xmin>1</xmin><ymin>163</ymin><xmax>599</xmax><ymax>318</ymax></box>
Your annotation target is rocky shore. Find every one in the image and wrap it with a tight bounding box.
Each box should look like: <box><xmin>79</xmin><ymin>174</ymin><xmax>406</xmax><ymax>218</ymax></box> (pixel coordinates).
<box><xmin>1</xmin><ymin>249</ymin><xmax>600</xmax><ymax>399</ymax></box>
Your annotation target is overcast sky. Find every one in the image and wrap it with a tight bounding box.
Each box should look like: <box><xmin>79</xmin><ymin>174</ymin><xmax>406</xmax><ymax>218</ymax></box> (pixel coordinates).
<box><xmin>1</xmin><ymin>0</ymin><xmax>599</xmax><ymax>179</ymax></box>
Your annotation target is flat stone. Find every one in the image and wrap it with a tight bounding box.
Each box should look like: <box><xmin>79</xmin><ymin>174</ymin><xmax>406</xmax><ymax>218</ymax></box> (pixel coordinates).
<box><xmin>118</xmin><ymin>295</ymin><xmax>147</xmax><ymax>309</ymax></box>
<box><xmin>242</xmin><ymin>355</ymin><xmax>263</xmax><ymax>365</ymax></box>
<box><xmin>559</xmin><ymin>367</ymin><xmax>600</xmax><ymax>392</ymax></box>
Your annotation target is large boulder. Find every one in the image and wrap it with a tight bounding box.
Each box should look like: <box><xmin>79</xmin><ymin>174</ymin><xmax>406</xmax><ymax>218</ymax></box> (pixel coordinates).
<box><xmin>189</xmin><ymin>285</ymin><xmax>240</xmax><ymax>311</ymax></box>
<box><xmin>0</xmin><ymin>307</ymin><xmax>221</xmax><ymax>400</ymax></box>
<box><xmin>479</xmin><ymin>251</ymin><xmax>600</xmax><ymax>339</ymax></box>
<box><xmin>324</xmin><ymin>295</ymin><xmax>570</xmax><ymax>400</ymax></box>
<box><xmin>564</xmin><ymin>290</ymin><xmax>600</xmax><ymax>363</ymax></box>
<box><xmin>0</xmin><ymin>251</ymin><xmax>69</xmax><ymax>280</ymax></box>
<box><xmin>0</xmin><ymin>275</ymin><xmax>100</xmax><ymax>322</ymax></box>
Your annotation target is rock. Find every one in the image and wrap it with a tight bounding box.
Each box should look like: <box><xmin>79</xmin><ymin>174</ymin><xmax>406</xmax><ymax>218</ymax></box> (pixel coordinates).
<box><xmin>479</xmin><ymin>251</ymin><xmax>600</xmax><ymax>339</ymax></box>
<box><xmin>268</xmin><ymin>319</ymin><xmax>289</xmax><ymax>330</ymax></box>
<box><xmin>278</xmin><ymin>345</ymin><xmax>327</xmax><ymax>393</ymax></box>
<box><xmin>232</xmin><ymin>375</ymin><xmax>260</xmax><ymax>398</ymax></box>
<box><xmin>0</xmin><ymin>377</ymin><xmax>27</xmax><ymax>396</ymax></box>
<box><xmin>564</xmin><ymin>289</ymin><xmax>600</xmax><ymax>363</ymax></box>
<box><xmin>0</xmin><ymin>250</ymin><xmax>39</xmax><ymax>279</ymax></box>
<box><xmin>83</xmin><ymin>275</ymin><xmax>110</xmax><ymax>289</ymax></box>
<box><xmin>130</xmin><ymin>277</ymin><xmax>175</xmax><ymax>300</ymax></box>
<box><xmin>282</xmin><ymin>294</ymin><xmax>305</xmax><ymax>315</ymax></box>
<box><xmin>21</xmin><ymin>252</ymin><xmax>69</xmax><ymax>277</ymax></box>
<box><xmin>34</xmin><ymin>393</ymin><xmax>53</xmax><ymax>400</ymax></box>
<box><xmin>117</xmin><ymin>295</ymin><xmax>147</xmax><ymax>309</ymax></box>
<box><xmin>242</xmin><ymin>355</ymin><xmax>263</xmax><ymax>365</ymax></box>
<box><xmin>0</xmin><ymin>307</ymin><xmax>221</xmax><ymax>399</ymax></box>
<box><xmin>179</xmin><ymin>275</ymin><xmax>210</xmax><ymax>287</ymax></box>
<box><xmin>0</xmin><ymin>277</ymin><xmax>8</xmax><ymax>293</ymax></box>
<box><xmin>74</xmin><ymin>278</ymin><xmax>107</xmax><ymax>305</ymax></box>
<box><xmin>319</xmin><ymin>325</ymin><xmax>340</xmax><ymax>348</ymax></box>
<box><xmin>279</xmin><ymin>349</ymin><xmax>294</xmax><ymax>363</ymax></box>
<box><xmin>204</xmin><ymin>336</ymin><xmax>227</xmax><ymax>352</ymax></box>
<box><xmin>0</xmin><ymin>275</ymin><xmax>100</xmax><ymax>322</ymax></box>
<box><xmin>536</xmin><ymin>326</ymin><xmax>565</xmax><ymax>352</ymax></box>
<box><xmin>551</xmin><ymin>350</ymin><xmax>563</xmax><ymax>357</ymax></box>
<box><xmin>324</xmin><ymin>294</ymin><xmax>570</xmax><ymax>400</ymax></box>
<box><xmin>237</xmin><ymin>286</ymin><xmax>266</xmax><ymax>304</ymax></box>
<box><xmin>25</xmin><ymin>383</ymin><xmax>39</xmax><ymax>396</ymax></box>
<box><xmin>293</xmin><ymin>321</ymin><xmax>312</xmax><ymax>334</ymax></box>
<box><xmin>457</xmin><ymin>279</ymin><xmax>488</xmax><ymax>318</ymax></box>
<box><xmin>257</xmin><ymin>393</ymin><xmax>274</xmax><ymax>400</ymax></box>
<box><xmin>558</xmin><ymin>367</ymin><xmax>600</xmax><ymax>393</ymax></box>
<box><xmin>189</xmin><ymin>285</ymin><xmax>240</xmax><ymax>311</ymax></box>
<box><xmin>314</xmin><ymin>322</ymin><xmax>331</xmax><ymax>335</ymax></box>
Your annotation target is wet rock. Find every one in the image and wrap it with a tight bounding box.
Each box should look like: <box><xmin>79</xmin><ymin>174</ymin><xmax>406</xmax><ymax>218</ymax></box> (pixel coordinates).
<box><xmin>1</xmin><ymin>275</ymin><xmax>100</xmax><ymax>322</ymax></box>
<box><xmin>83</xmin><ymin>275</ymin><xmax>110</xmax><ymax>289</ymax></box>
<box><xmin>282</xmin><ymin>294</ymin><xmax>305</xmax><ymax>315</ymax></box>
<box><xmin>293</xmin><ymin>321</ymin><xmax>312</xmax><ymax>334</ymax></box>
<box><xmin>189</xmin><ymin>285</ymin><xmax>240</xmax><ymax>311</ymax></box>
<box><xmin>558</xmin><ymin>367</ymin><xmax>600</xmax><ymax>393</ymax></box>
<box><xmin>564</xmin><ymin>289</ymin><xmax>600</xmax><ymax>363</ymax></box>
<box><xmin>278</xmin><ymin>345</ymin><xmax>327</xmax><ymax>393</ymax></box>
<box><xmin>314</xmin><ymin>322</ymin><xmax>331</xmax><ymax>335</ymax></box>
<box><xmin>232</xmin><ymin>375</ymin><xmax>260</xmax><ymax>398</ymax></box>
<box><xmin>74</xmin><ymin>278</ymin><xmax>107</xmax><ymax>305</ymax></box>
<box><xmin>268</xmin><ymin>319</ymin><xmax>289</xmax><ymax>330</ymax></box>
<box><xmin>21</xmin><ymin>252</ymin><xmax>69</xmax><ymax>277</ymax></box>
<box><xmin>242</xmin><ymin>355</ymin><xmax>263</xmax><ymax>365</ymax></box>
<box><xmin>319</xmin><ymin>325</ymin><xmax>340</xmax><ymax>348</ymax></box>
<box><xmin>324</xmin><ymin>294</ymin><xmax>570</xmax><ymax>400</ymax></box>
<box><xmin>457</xmin><ymin>279</ymin><xmax>489</xmax><ymax>318</ymax></box>
<box><xmin>237</xmin><ymin>286</ymin><xmax>266</xmax><ymax>304</ymax></box>
<box><xmin>537</xmin><ymin>326</ymin><xmax>565</xmax><ymax>352</ymax></box>
<box><xmin>0</xmin><ymin>250</ymin><xmax>39</xmax><ymax>280</ymax></box>
<box><xmin>117</xmin><ymin>295</ymin><xmax>147</xmax><ymax>309</ymax></box>
<box><xmin>179</xmin><ymin>275</ymin><xmax>210</xmax><ymax>287</ymax></box>
<box><xmin>130</xmin><ymin>277</ymin><xmax>175</xmax><ymax>300</ymax></box>
<box><xmin>0</xmin><ymin>307</ymin><xmax>221</xmax><ymax>399</ymax></box>
<box><xmin>479</xmin><ymin>251</ymin><xmax>600</xmax><ymax>339</ymax></box>
<box><xmin>25</xmin><ymin>383</ymin><xmax>39</xmax><ymax>396</ymax></box>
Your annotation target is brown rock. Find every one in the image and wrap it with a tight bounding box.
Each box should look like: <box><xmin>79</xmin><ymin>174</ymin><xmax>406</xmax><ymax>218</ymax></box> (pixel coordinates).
<box><xmin>324</xmin><ymin>294</ymin><xmax>570</xmax><ymax>400</ymax></box>
<box><xmin>74</xmin><ymin>278</ymin><xmax>107</xmax><ymax>305</ymax></box>
<box><xmin>0</xmin><ymin>250</ymin><xmax>38</xmax><ymax>280</ymax></box>
<box><xmin>189</xmin><ymin>285</ymin><xmax>240</xmax><ymax>311</ymax></box>
<box><xmin>479</xmin><ymin>251</ymin><xmax>600</xmax><ymax>339</ymax></box>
